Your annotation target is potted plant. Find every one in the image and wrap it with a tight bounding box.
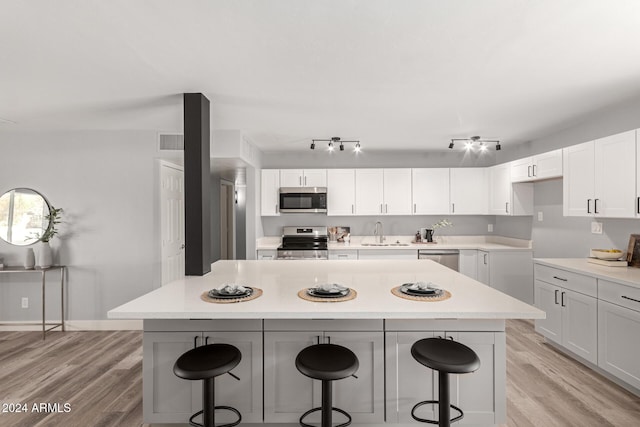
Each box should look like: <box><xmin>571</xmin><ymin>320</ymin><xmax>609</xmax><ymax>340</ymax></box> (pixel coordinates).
<box><xmin>38</xmin><ymin>206</ymin><xmax>63</xmax><ymax>268</ymax></box>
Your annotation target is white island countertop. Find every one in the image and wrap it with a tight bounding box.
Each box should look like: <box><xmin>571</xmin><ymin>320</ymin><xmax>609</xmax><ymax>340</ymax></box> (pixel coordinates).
<box><xmin>108</xmin><ymin>260</ymin><xmax>544</xmax><ymax>320</ymax></box>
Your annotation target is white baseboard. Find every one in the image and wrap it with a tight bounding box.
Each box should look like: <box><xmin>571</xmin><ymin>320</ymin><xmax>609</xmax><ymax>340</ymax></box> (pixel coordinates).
<box><xmin>0</xmin><ymin>319</ymin><xmax>142</xmax><ymax>331</ymax></box>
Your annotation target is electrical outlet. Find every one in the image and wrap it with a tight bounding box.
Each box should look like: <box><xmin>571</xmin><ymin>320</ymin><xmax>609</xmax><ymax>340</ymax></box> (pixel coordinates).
<box><xmin>537</xmin><ymin>211</ymin><xmax>543</xmax><ymax>221</ymax></box>
<box><xmin>488</xmin><ymin>224</ymin><xmax>494</xmax><ymax>233</ymax></box>
<box><xmin>21</xmin><ymin>297</ymin><xmax>28</xmax><ymax>309</ymax></box>
<box><xmin>591</xmin><ymin>221</ymin><xmax>603</xmax><ymax>234</ymax></box>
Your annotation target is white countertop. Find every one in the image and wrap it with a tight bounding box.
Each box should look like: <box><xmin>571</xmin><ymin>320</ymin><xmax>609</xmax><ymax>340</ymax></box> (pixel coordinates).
<box><xmin>535</xmin><ymin>258</ymin><xmax>640</xmax><ymax>289</ymax></box>
<box><xmin>108</xmin><ymin>260</ymin><xmax>544</xmax><ymax>320</ymax></box>
<box><xmin>257</xmin><ymin>235</ymin><xmax>532</xmax><ymax>251</ymax></box>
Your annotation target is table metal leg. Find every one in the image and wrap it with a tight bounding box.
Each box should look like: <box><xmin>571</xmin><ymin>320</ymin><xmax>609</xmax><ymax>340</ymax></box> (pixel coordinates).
<box><xmin>61</xmin><ymin>267</ymin><xmax>65</xmax><ymax>332</ymax></box>
<box><xmin>42</xmin><ymin>271</ymin><xmax>46</xmax><ymax>340</ymax></box>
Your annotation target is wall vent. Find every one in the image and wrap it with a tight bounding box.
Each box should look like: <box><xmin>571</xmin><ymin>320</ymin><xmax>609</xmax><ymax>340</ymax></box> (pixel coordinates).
<box><xmin>159</xmin><ymin>134</ymin><xmax>184</xmax><ymax>151</ymax></box>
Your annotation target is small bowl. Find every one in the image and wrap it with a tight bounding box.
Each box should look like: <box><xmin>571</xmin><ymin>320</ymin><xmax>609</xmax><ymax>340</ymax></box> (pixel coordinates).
<box><xmin>591</xmin><ymin>249</ymin><xmax>624</xmax><ymax>260</ymax></box>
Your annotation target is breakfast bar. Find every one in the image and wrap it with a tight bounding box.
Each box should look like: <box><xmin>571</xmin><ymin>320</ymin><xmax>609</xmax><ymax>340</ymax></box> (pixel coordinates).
<box><xmin>109</xmin><ymin>260</ymin><xmax>544</xmax><ymax>426</ymax></box>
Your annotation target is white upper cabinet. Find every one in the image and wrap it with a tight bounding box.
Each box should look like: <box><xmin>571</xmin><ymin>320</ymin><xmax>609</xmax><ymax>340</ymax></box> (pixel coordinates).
<box><xmin>489</xmin><ymin>163</ymin><xmax>533</xmax><ymax>216</ymax></box>
<box><xmin>354</xmin><ymin>169</ymin><xmax>412</xmax><ymax>215</ymax></box>
<box><xmin>511</xmin><ymin>149</ymin><xmax>563</xmax><ymax>183</ymax></box>
<box><xmin>355</xmin><ymin>169</ymin><xmax>385</xmax><ymax>215</ymax></box>
<box><xmin>327</xmin><ymin>169</ymin><xmax>356</xmax><ymax>216</ymax></box>
<box><xmin>412</xmin><ymin>168</ymin><xmax>450</xmax><ymax>215</ymax></box>
<box><xmin>564</xmin><ymin>130</ymin><xmax>636</xmax><ymax>218</ymax></box>
<box><xmin>450</xmin><ymin>168</ymin><xmax>488</xmax><ymax>215</ymax></box>
<box><xmin>383</xmin><ymin>169</ymin><xmax>412</xmax><ymax>215</ymax></box>
<box><xmin>279</xmin><ymin>169</ymin><xmax>327</xmax><ymax>188</ymax></box>
<box><xmin>261</xmin><ymin>169</ymin><xmax>280</xmax><ymax>216</ymax></box>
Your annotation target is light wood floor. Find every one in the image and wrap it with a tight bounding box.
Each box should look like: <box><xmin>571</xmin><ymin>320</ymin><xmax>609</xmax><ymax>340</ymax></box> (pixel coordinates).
<box><xmin>0</xmin><ymin>321</ymin><xmax>638</xmax><ymax>426</ymax></box>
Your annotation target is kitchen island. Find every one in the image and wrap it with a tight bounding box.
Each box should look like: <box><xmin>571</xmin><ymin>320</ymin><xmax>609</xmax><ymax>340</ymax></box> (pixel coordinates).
<box><xmin>109</xmin><ymin>260</ymin><xmax>544</xmax><ymax>426</ymax></box>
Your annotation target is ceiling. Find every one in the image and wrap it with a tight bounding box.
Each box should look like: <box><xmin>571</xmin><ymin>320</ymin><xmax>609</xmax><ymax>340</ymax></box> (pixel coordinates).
<box><xmin>2</xmin><ymin>0</ymin><xmax>640</xmax><ymax>152</ymax></box>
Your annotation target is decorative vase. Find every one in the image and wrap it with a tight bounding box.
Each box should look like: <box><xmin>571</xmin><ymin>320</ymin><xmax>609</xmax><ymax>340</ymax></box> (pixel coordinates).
<box><xmin>38</xmin><ymin>241</ymin><xmax>53</xmax><ymax>269</ymax></box>
<box><xmin>425</xmin><ymin>229</ymin><xmax>434</xmax><ymax>243</ymax></box>
<box><xmin>24</xmin><ymin>248</ymin><xmax>35</xmax><ymax>269</ymax></box>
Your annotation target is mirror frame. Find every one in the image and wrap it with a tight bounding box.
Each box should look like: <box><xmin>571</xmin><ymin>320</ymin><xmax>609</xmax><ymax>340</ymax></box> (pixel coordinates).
<box><xmin>0</xmin><ymin>187</ymin><xmax>52</xmax><ymax>246</ymax></box>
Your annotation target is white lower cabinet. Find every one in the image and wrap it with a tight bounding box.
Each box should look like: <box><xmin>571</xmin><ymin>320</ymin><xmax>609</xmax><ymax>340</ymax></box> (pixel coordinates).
<box><xmin>257</xmin><ymin>249</ymin><xmax>277</xmax><ymax>260</ymax></box>
<box><xmin>459</xmin><ymin>250</ymin><xmax>478</xmax><ymax>280</ymax></box>
<box><xmin>476</xmin><ymin>251</ymin><xmax>490</xmax><ymax>285</ymax></box>
<box><xmin>534</xmin><ymin>281</ymin><xmax>598</xmax><ymax>363</ymax></box>
<box><xmin>358</xmin><ymin>249</ymin><xmax>417</xmax><ymax>260</ymax></box>
<box><xmin>328</xmin><ymin>249</ymin><xmax>358</xmax><ymax>260</ymax></box>
<box><xmin>263</xmin><ymin>323</ymin><xmax>385</xmax><ymax>424</ymax></box>
<box><xmin>142</xmin><ymin>329</ymin><xmax>263</xmax><ymax>424</ymax></box>
<box><xmin>385</xmin><ymin>330</ymin><xmax>505</xmax><ymax>425</ymax></box>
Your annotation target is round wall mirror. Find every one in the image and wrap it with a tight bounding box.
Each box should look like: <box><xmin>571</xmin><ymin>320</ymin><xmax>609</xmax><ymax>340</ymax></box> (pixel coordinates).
<box><xmin>0</xmin><ymin>188</ymin><xmax>51</xmax><ymax>246</ymax></box>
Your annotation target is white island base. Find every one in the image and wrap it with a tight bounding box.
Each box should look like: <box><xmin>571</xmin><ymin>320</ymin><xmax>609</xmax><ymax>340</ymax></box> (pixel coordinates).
<box><xmin>109</xmin><ymin>260</ymin><xmax>542</xmax><ymax>426</ymax></box>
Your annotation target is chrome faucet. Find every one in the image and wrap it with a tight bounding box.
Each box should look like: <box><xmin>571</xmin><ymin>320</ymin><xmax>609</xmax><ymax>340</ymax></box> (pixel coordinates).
<box><xmin>374</xmin><ymin>221</ymin><xmax>384</xmax><ymax>244</ymax></box>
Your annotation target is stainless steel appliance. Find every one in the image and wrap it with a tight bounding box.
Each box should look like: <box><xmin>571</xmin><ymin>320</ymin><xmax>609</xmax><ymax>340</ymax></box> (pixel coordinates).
<box><xmin>279</xmin><ymin>187</ymin><xmax>327</xmax><ymax>213</ymax></box>
<box><xmin>418</xmin><ymin>249</ymin><xmax>459</xmax><ymax>271</ymax></box>
<box><xmin>277</xmin><ymin>226</ymin><xmax>329</xmax><ymax>260</ymax></box>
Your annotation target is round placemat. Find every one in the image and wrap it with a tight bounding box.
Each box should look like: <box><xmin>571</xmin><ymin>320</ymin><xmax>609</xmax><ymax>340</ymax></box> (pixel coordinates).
<box><xmin>201</xmin><ymin>287</ymin><xmax>263</xmax><ymax>304</ymax></box>
<box><xmin>391</xmin><ymin>286</ymin><xmax>451</xmax><ymax>302</ymax></box>
<box><xmin>298</xmin><ymin>288</ymin><xmax>357</xmax><ymax>302</ymax></box>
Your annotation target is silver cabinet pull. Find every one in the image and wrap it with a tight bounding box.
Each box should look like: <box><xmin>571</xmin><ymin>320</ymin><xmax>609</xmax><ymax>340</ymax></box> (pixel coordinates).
<box><xmin>483</xmin><ymin>253</ymin><xmax>488</xmax><ymax>265</ymax></box>
<box><xmin>385</xmin><ymin>204</ymin><xmax>388</xmax><ymax>213</ymax></box>
<box><xmin>205</xmin><ymin>336</ymin><xmax>210</xmax><ymax>345</ymax></box>
<box><xmin>552</xmin><ymin>275</ymin><xmax>567</xmax><ymax>282</ymax></box>
<box><xmin>194</xmin><ymin>335</ymin><xmax>200</xmax><ymax>348</ymax></box>
<box><xmin>227</xmin><ymin>371</ymin><xmax>241</xmax><ymax>381</ymax></box>
<box><xmin>587</xmin><ymin>199</ymin><xmax>591</xmax><ymax>213</ymax></box>
<box><xmin>452</xmin><ymin>203</ymin><xmax>455</xmax><ymax>213</ymax></box>
<box><xmin>275</xmin><ymin>204</ymin><xmax>278</xmax><ymax>213</ymax></box>
<box><xmin>528</xmin><ymin>165</ymin><xmax>532</xmax><ymax>177</ymax></box>
<box><xmin>622</xmin><ymin>295</ymin><xmax>640</xmax><ymax>304</ymax></box>
<box><xmin>316</xmin><ymin>335</ymin><xmax>321</xmax><ymax>345</ymax></box>
<box><xmin>299</xmin><ymin>176</ymin><xmax>302</xmax><ymax>186</ymax></box>
<box><xmin>338</xmin><ymin>254</ymin><xmax>348</xmax><ymax>258</ymax></box>
<box><xmin>554</xmin><ymin>289</ymin><xmax>559</xmax><ymax>305</ymax></box>
<box><xmin>380</xmin><ymin>204</ymin><xmax>383</xmax><ymax>213</ymax></box>
<box><xmin>505</xmin><ymin>202</ymin><xmax>509</xmax><ymax>213</ymax></box>
<box><xmin>352</xmin><ymin>204</ymin><xmax>354</xmax><ymax>214</ymax></box>
<box><xmin>561</xmin><ymin>291</ymin><xmax>566</xmax><ymax>307</ymax></box>
<box><xmin>532</xmin><ymin>164</ymin><xmax>537</xmax><ymax>176</ymax></box>
<box><xmin>637</xmin><ymin>197</ymin><xmax>640</xmax><ymax>214</ymax></box>
<box><xmin>304</xmin><ymin>176</ymin><xmax>307</xmax><ymax>186</ymax></box>
<box><xmin>594</xmin><ymin>198</ymin><xmax>599</xmax><ymax>214</ymax></box>
<box><xmin>414</xmin><ymin>203</ymin><xmax>417</xmax><ymax>213</ymax></box>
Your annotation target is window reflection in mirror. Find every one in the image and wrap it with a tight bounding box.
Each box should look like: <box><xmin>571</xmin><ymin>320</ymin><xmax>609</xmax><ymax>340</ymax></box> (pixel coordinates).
<box><xmin>0</xmin><ymin>188</ymin><xmax>51</xmax><ymax>246</ymax></box>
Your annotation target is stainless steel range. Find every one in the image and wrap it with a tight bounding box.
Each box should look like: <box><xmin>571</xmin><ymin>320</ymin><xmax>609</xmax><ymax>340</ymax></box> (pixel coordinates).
<box><xmin>277</xmin><ymin>226</ymin><xmax>328</xmax><ymax>260</ymax></box>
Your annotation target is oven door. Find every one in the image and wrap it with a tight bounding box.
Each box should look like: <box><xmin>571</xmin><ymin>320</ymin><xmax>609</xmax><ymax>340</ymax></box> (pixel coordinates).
<box><xmin>279</xmin><ymin>187</ymin><xmax>327</xmax><ymax>213</ymax></box>
<box><xmin>277</xmin><ymin>249</ymin><xmax>328</xmax><ymax>260</ymax></box>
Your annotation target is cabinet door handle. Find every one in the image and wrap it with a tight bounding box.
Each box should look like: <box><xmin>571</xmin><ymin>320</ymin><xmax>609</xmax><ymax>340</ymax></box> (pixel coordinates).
<box><xmin>532</xmin><ymin>164</ymin><xmax>537</xmax><ymax>177</ymax></box>
<box><xmin>338</xmin><ymin>254</ymin><xmax>348</xmax><ymax>258</ymax></box>
<box><xmin>528</xmin><ymin>165</ymin><xmax>532</xmax><ymax>177</ymax></box>
<box><xmin>452</xmin><ymin>203</ymin><xmax>455</xmax><ymax>213</ymax></box>
<box><xmin>194</xmin><ymin>335</ymin><xmax>200</xmax><ymax>348</ymax></box>
<box><xmin>587</xmin><ymin>199</ymin><xmax>591</xmax><ymax>213</ymax></box>
<box><xmin>637</xmin><ymin>197</ymin><xmax>640</xmax><ymax>214</ymax></box>
<box><xmin>561</xmin><ymin>291</ymin><xmax>566</xmax><ymax>307</ymax></box>
<box><xmin>622</xmin><ymin>295</ymin><xmax>640</xmax><ymax>304</ymax></box>
<box><xmin>505</xmin><ymin>202</ymin><xmax>509</xmax><ymax>213</ymax></box>
<box><xmin>352</xmin><ymin>204</ymin><xmax>354</xmax><ymax>214</ymax></box>
<box><xmin>275</xmin><ymin>204</ymin><xmax>278</xmax><ymax>213</ymax></box>
<box><xmin>385</xmin><ymin>203</ymin><xmax>388</xmax><ymax>213</ymax></box>
<box><xmin>299</xmin><ymin>176</ymin><xmax>302</xmax><ymax>186</ymax></box>
<box><xmin>483</xmin><ymin>253</ymin><xmax>488</xmax><ymax>265</ymax></box>
<box><xmin>326</xmin><ymin>336</ymin><xmax>331</xmax><ymax>344</ymax></box>
<box><xmin>552</xmin><ymin>276</ymin><xmax>567</xmax><ymax>282</ymax></box>
<box><xmin>554</xmin><ymin>289</ymin><xmax>559</xmax><ymax>305</ymax></box>
<box><xmin>205</xmin><ymin>336</ymin><xmax>210</xmax><ymax>345</ymax></box>
<box><xmin>594</xmin><ymin>198</ymin><xmax>599</xmax><ymax>214</ymax></box>
<box><xmin>316</xmin><ymin>335</ymin><xmax>321</xmax><ymax>345</ymax></box>
<box><xmin>304</xmin><ymin>176</ymin><xmax>307</xmax><ymax>186</ymax></box>
<box><xmin>227</xmin><ymin>371</ymin><xmax>241</xmax><ymax>381</ymax></box>
<box><xmin>414</xmin><ymin>203</ymin><xmax>417</xmax><ymax>213</ymax></box>
<box><xmin>380</xmin><ymin>204</ymin><xmax>383</xmax><ymax>213</ymax></box>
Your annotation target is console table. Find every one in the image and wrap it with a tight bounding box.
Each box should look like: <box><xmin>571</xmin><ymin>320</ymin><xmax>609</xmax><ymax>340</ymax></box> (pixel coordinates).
<box><xmin>0</xmin><ymin>266</ymin><xmax>66</xmax><ymax>339</ymax></box>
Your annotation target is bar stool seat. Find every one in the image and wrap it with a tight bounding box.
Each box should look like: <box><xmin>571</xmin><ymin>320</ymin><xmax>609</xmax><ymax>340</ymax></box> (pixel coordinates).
<box><xmin>174</xmin><ymin>343</ymin><xmax>242</xmax><ymax>427</ymax></box>
<box><xmin>296</xmin><ymin>343</ymin><xmax>359</xmax><ymax>427</ymax></box>
<box><xmin>411</xmin><ymin>337</ymin><xmax>480</xmax><ymax>427</ymax></box>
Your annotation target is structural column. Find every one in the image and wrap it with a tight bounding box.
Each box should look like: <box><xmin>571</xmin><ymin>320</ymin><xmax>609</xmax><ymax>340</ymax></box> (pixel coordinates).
<box><xmin>184</xmin><ymin>93</ymin><xmax>211</xmax><ymax>276</ymax></box>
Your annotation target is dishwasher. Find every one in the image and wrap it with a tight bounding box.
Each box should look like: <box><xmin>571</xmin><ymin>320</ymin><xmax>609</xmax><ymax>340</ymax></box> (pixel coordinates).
<box><xmin>418</xmin><ymin>249</ymin><xmax>460</xmax><ymax>271</ymax></box>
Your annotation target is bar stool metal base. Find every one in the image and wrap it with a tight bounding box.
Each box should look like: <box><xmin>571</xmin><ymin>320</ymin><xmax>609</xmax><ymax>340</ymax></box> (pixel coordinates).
<box><xmin>299</xmin><ymin>406</ymin><xmax>352</xmax><ymax>427</ymax></box>
<box><xmin>410</xmin><ymin>400</ymin><xmax>463</xmax><ymax>425</ymax></box>
<box><xmin>188</xmin><ymin>406</ymin><xmax>242</xmax><ymax>427</ymax></box>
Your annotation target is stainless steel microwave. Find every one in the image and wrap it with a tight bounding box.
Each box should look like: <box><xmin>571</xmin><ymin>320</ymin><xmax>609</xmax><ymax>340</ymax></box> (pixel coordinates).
<box><xmin>279</xmin><ymin>187</ymin><xmax>327</xmax><ymax>213</ymax></box>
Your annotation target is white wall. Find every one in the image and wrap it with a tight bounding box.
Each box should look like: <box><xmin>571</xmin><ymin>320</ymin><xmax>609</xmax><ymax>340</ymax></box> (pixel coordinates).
<box><xmin>0</xmin><ymin>130</ymin><xmax>162</xmax><ymax>321</ymax></box>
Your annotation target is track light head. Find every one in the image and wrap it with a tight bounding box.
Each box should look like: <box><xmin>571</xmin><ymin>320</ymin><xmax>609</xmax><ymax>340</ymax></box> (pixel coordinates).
<box><xmin>354</xmin><ymin>142</ymin><xmax>361</xmax><ymax>153</ymax></box>
<box><xmin>310</xmin><ymin>141</ymin><xmax>315</xmax><ymax>150</ymax></box>
<box><xmin>448</xmin><ymin>141</ymin><xmax>454</xmax><ymax>149</ymax></box>
<box><xmin>339</xmin><ymin>143</ymin><xmax>344</xmax><ymax>151</ymax></box>
<box><xmin>496</xmin><ymin>143</ymin><xmax>501</xmax><ymax>151</ymax></box>
<box><xmin>328</xmin><ymin>142</ymin><xmax>334</xmax><ymax>151</ymax></box>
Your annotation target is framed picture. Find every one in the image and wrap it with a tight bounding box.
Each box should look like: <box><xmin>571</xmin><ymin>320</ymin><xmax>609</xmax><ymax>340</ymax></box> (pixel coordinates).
<box><xmin>627</xmin><ymin>234</ymin><xmax>640</xmax><ymax>267</ymax></box>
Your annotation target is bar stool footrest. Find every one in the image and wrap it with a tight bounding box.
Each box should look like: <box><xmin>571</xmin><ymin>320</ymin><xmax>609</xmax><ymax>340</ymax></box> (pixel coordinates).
<box><xmin>411</xmin><ymin>400</ymin><xmax>464</xmax><ymax>424</ymax></box>
<box><xmin>299</xmin><ymin>406</ymin><xmax>352</xmax><ymax>427</ymax></box>
<box><xmin>188</xmin><ymin>405</ymin><xmax>242</xmax><ymax>427</ymax></box>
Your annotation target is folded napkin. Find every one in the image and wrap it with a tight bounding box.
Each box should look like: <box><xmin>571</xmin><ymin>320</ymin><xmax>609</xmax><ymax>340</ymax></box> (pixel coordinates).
<box><xmin>315</xmin><ymin>283</ymin><xmax>348</xmax><ymax>292</ymax></box>
<box><xmin>408</xmin><ymin>281</ymin><xmax>440</xmax><ymax>291</ymax></box>
<box><xmin>217</xmin><ymin>283</ymin><xmax>247</xmax><ymax>294</ymax></box>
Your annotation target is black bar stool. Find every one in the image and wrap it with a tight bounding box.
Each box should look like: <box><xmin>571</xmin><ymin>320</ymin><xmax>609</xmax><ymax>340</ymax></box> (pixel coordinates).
<box><xmin>173</xmin><ymin>343</ymin><xmax>242</xmax><ymax>427</ymax></box>
<box><xmin>410</xmin><ymin>337</ymin><xmax>480</xmax><ymax>427</ymax></box>
<box><xmin>295</xmin><ymin>343</ymin><xmax>359</xmax><ymax>427</ymax></box>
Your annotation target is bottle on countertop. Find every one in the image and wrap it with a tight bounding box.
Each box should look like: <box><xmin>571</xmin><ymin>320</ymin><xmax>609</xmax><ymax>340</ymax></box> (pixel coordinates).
<box><xmin>415</xmin><ymin>230</ymin><xmax>422</xmax><ymax>243</ymax></box>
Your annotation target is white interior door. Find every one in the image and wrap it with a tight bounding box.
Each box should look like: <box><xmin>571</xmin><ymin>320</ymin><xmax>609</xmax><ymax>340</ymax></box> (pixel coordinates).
<box><xmin>160</xmin><ymin>162</ymin><xmax>185</xmax><ymax>286</ymax></box>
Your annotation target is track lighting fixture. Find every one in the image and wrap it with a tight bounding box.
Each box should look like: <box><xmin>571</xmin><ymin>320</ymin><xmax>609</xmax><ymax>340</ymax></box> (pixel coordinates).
<box><xmin>449</xmin><ymin>136</ymin><xmax>501</xmax><ymax>152</ymax></box>
<box><xmin>311</xmin><ymin>137</ymin><xmax>361</xmax><ymax>153</ymax></box>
